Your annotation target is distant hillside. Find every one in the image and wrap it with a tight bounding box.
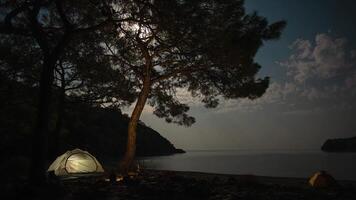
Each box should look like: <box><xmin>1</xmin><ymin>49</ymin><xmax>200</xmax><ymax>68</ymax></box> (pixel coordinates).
<box><xmin>0</xmin><ymin>78</ymin><xmax>184</xmax><ymax>161</ymax></box>
<box><xmin>0</xmin><ymin>102</ymin><xmax>185</xmax><ymax>160</ymax></box>
<box><xmin>321</xmin><ymin>136</ymin><xmax>356</xmax><ymax>152</ymax></box>
<box><xmin>63</xmin><ymin>104</ymin><xmax>185</xmax><ymax>158</ymax></box>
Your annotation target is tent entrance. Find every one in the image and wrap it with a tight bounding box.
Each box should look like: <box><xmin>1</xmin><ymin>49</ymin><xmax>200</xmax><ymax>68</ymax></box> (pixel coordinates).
<box><xmin>65</xmin><ymin>153</ymin><xmax>99</xmax><ymax>173</ymax></box>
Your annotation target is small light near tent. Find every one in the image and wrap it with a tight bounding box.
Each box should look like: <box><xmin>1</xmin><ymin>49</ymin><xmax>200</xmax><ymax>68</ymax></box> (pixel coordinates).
<box><xmin>104</xmin><ymin>176</ymin><xmax>124</xmax><ymax>182</ymax></box>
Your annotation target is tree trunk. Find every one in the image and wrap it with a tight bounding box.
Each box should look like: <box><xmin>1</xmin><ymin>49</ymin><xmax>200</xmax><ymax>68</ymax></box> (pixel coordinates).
<box><xmin>119</xmin><ymin>77</ymin><xmax>151</xmax><ymax>173</ymax></box>
<box><xmin>49</xmin><ymin>63</ymin><xmax>66</xmax><ymax>160</ymax></box>
<box><xmin>49</xmin><ymin>87</ymin><xmax>65</xmax><ymax>160</ymax></box>
<box><xmin>29</xmin><ymin>57</ymin><xmax>56</xmax><ymax>185</ymax></box>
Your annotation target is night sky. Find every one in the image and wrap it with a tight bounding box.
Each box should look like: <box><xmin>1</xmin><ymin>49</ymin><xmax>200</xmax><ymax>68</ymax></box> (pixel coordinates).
<box><xmin>128</xmin><ymin>0</ymin><xmax>356</xmax><ymax>150</ymax></box>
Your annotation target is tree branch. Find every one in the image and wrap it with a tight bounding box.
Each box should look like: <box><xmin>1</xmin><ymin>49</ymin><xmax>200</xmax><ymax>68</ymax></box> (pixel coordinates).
<box><xmin>0</xmin><ymin>2</ymin><xmax>31</xmax><ymax>36</ymax></box>
<box><xmin>55</xmin><ymin>0</ymin><xmax>73</xmax><ymax>30</ymax></box>
<box><xmin>104</xmin><ymin>41</ymin><xmax>144</xmax><ymax>79</ymax></box>
<box><xmin>152</xmin><ymin>65</ymin><xmax>206</xmax><ymax>83</ymax></box>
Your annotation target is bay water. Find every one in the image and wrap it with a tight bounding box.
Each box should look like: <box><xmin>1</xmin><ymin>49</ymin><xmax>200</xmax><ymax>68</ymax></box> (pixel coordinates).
<box><xmin>139</xmin><ymin>150</ymin><xmax>356</xmax><ymax>181</ymax></box>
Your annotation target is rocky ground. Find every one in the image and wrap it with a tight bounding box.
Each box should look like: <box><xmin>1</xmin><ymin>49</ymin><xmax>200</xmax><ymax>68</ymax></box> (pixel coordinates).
<box><xmin>3</xmin><ymin>170</ymin><xmax>356</xmax><ymax>200</ymax></box>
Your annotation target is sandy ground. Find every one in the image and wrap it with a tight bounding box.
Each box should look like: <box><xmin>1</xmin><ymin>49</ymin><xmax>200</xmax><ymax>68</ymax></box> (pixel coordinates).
<box><xmin>3</xmin><ymin>169</ymin><xmax>356</xmax><ymax>200</ymax></box>
<box><xmin>157</xmin><ymin>169</ymin><xmax>356</xmax><ymax>187</ymax></box>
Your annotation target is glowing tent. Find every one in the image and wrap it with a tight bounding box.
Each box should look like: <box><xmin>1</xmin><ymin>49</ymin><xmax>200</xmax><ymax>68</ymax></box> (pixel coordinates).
<box><xmin>308</xmin><ymin>171</ymin><xmax>337</xmax><ymax>188</ymax></box>
<box><xmin>48</xmin><ymin>148</ymin><xmax>104</xmax><ymax>176</ymax></box>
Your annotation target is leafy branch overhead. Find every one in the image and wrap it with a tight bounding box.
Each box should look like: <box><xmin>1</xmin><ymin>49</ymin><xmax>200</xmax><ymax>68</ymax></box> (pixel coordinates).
<box><xmin>105</xmin><ymin>0</ymin><xmax>286</xmax><ymax>126</ymax></box>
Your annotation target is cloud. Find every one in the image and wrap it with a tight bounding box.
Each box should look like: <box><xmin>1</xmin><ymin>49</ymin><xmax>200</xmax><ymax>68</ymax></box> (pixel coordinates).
<box><xmin>313</xmin><ymin>34</ymin><xmax>352</xmax><ymax>77</ymax></box>
<box><xmin>215</xmin><ymin>33</ymin><xmax>356</xmax><ymax>114</ymax></box>
<box><xmin>215</xmin><ymin>82</ymin><xmax>288</xmax><ymax>113</ymax></box>
<box><xmin>281</xmin><ymin>33</ymin><xmax>355</xmax><ymax>83</ymax></box>
<box><xmin>286</xmin><ymin>33</ymin><xmax>356</xmax><ymax>100</ymax></box>
<box><xmin>351</xmin><ymin>50</ymin><xmax>356</xmax><ymax>59</ymax></box>
<box><xmin>345</xmin><ymin>71</ymin><xmax>356</xmax><ymax>88</ymax></box>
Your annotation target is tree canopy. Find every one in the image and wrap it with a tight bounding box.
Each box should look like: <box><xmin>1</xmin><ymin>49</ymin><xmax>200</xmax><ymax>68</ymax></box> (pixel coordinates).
<box><xmin>105</xmin><ymin>0</ymin><xmax>286</xmax><ymax>125</ymax></box>
<box><xmin>1</xmin><ymin>0</ymin><xmax>286</xmax><ymax>177</ymax></box>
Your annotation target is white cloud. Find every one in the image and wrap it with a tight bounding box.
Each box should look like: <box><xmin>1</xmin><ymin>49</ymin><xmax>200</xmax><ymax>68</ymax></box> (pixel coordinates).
<box><xmin>282</xmin><ymin>33</ymin><xmax>355</xmax><ymax>83</ymax></box>
<box><xmin>279</xmin><ymin>33</ymin><xmax>356</xmax><ymax>101</ymax></box>
<box><xmin>313</xmin><ymin>34</ymin><xmax>351</xmax><ymax>78</ymax></box>
<box><xmin>215</xmin><ymin>33</ymin><xmax>356</xmax><ymax>114</ymax></box>
<box><xmin>289</xmin><ymin>39</ymin><xmax>313</xmax><ymax>60</ymax></box>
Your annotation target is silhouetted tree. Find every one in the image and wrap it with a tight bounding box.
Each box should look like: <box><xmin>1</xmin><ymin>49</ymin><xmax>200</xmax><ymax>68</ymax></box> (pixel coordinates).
<box><xmin>0</xmin><ymin>0</ymin><xmax>130</xmax><ymax>184</ymax></box>
<box><xmin>49</xmin><ymin>32</ymin><xmax>136</xmax><ymax>158</ymax></box>
<box><xmin>106</xmin><ymin>0</ymin><xmax>286</xmax><ymax>172</ymax></box>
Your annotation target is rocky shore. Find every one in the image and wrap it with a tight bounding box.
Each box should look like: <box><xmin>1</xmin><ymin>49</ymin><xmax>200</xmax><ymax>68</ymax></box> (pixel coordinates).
<box><xmin>4</xmin><ymin>170</ymin><xmax>356</xmax><ymax>200</ymax></box>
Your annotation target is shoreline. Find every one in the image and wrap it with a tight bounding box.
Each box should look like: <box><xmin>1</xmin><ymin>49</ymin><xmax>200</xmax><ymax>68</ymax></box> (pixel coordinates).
<box><xmin>5</xmin><ymin>169</ymin><xmax>356</xmax><ymax>199</ymax></box>
<box><xmin>146</xmin><ymin>169</ymin><xmax>356</xmax><ymax>187</ymax></box>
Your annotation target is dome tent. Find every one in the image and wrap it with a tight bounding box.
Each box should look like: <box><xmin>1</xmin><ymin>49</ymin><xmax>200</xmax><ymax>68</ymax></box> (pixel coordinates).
<box><xmin>48</xmin><ymin>148</ymin><xmax>104</xmax><ymax>176</ymax></box>
<box><xmin>308</xmin><ymin>171</ymin><xmax>337</xmax><ymax>188</ymax></box>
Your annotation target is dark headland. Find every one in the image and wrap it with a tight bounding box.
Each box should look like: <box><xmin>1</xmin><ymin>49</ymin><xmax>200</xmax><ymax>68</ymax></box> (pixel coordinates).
<box><xmin>321</xmin><ymin>136</ymin><xmax>356</xmax><ymax>152</ymax></box>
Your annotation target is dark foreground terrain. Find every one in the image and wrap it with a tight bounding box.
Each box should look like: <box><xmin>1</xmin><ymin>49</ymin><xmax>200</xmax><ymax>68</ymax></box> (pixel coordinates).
<box><xmin>3</xmin><ymin>170</ymin><xmax>356</xmax><ymax>200</ymax></box>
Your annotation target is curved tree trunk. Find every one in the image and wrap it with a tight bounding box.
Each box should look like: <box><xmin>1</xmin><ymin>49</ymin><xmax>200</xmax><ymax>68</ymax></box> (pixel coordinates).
<box><xmin>119</xmin><ymin>37</ymin><xmax>153</xmax><ymax>174</ymax></box>
<box><xmin>119</xmin><ymin>77</ymin><xmax>151</xmax><ymax>173</ymax></box>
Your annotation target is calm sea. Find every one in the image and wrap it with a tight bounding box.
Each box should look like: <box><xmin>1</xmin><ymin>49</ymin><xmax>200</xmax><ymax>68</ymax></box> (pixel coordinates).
<box><xmin>139</xmin><ymin>150</ymin><xmax>356</xmax><ymax>181</ymax></box>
